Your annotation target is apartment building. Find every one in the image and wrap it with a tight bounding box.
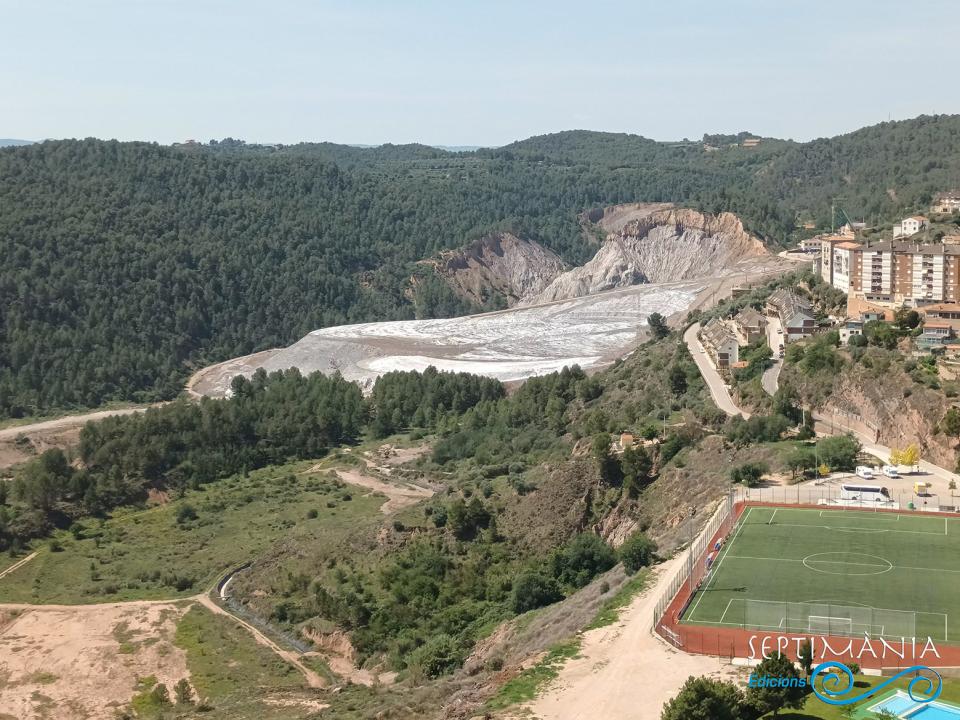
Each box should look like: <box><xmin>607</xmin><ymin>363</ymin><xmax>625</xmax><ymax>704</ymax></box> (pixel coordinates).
<box><xmin>818</xmin><ymin>235</ymin><xmax>849</xmax><ymax>285</ymax></box>
<box><xmin>830</xmin><ymin>241</ymin><xmax>861</xmax><ymax>293</ymax></box>
<box><xmin>823</xmin><ymin>241</ymin><xmax>960</xmax><ymax>306</ymax></box>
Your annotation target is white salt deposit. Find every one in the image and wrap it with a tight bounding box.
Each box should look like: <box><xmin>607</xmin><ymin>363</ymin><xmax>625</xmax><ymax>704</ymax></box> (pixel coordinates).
<box><xmin>194</xmin><ymin>281</ymin><xmax>705</xmax><ymax>396</ymax></box>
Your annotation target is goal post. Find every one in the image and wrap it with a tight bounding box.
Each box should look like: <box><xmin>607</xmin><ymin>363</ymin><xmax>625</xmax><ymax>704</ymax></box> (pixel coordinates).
<box><xmin>740</xmin><ymin>599</ymin><xmax>916</xmax><ymax>638</ymax></box>
<box><xmin>808</xmin><ymin>616</ymin><xmax>853</xmax><ymax>636</ymax></box>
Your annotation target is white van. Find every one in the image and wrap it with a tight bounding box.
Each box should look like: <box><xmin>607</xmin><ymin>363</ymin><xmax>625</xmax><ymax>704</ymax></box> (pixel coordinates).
<box><xmin>855</xmin><ymin>466</ymin><xmax>874</xmax><ymax>479</ymax></box>
<box><xmin>881</xmin><ymin>465</ymin><xmax>900</xmax><ymax>479</ymax></box>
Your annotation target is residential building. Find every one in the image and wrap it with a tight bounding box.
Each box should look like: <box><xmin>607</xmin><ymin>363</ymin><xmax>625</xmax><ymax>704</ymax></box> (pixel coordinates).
<box><xmin>839</xmin><ymin>318</ymin><xmax>864</xmax><ymax>346</ymax></box>
<box><xmin>765</xmin><ymin>289</ymin><xmax>815</xmax><ymax>341</ymax></box>
<box><xmin>732</xmin><ymin>307</ymin><xmax>766</xmax><ymax>345</ymax></box>
<box><xmin>700</xmin><ymin>318</ymin><xmax>739</xmax><ymax>369</ymax></box>
<box><xmin>919</xmin><ymin>303</ymin><xmax>960</xmax><ymax>333</ymax></box>
<box><xmin>830</xmin><ymin>241</ymin><xmax>861</xmax><ymax>293</ymax></box>
<box><xmin>799</xmin><ymin>237</ymin><xmax>823</xmax><ymax>253</ymax></box>
<box><xmin>819</xmin><ymin>235</ymin><xmax>848</xmax><ymax>285</ymax></box>
<box><xmin>931</xmin><ymin>191</ymin><xmax>960</xmax><ymax>214</ymax></box>
<box><xmin>918</xmin><ymin>322</ymin><xmax>954</xmax><ymax>350</ymax></box>
<box><xmin>742</xmin><ymin>137</ymin><xmax>762</xmax><ymax>148</ymax></box>
<box><xmin>824</xmin><ymin>241</ymin><xmax>960</xmax><ymax>307</ymax></box>
<box><xmin>893</xmin><ymin>216</ymin><xmax>928</xmax><ymax>239</ymax></box>
<box><xmin>619</xmin><ymin>432</ymin><xmax>634</xmax><ymax>450</ymax></box>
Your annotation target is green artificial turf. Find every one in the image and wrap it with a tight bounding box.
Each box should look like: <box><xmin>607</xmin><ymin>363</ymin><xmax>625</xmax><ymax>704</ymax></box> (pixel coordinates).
<box><xmin>682</xmin><ymin>507</ymin><xmax>960</xmax><ymax>642</ymax></box>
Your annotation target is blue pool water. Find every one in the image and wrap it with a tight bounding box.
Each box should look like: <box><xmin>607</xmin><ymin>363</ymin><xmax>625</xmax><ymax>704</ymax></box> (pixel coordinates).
<box><xmin>908</xmin><ymin>705</ymin><xmax>960</xmax><ymax>720</ymax></box>
<box><xmin>870</xmin><ymin>691</ymin><xmax>960</xmax><ymax>718</ymax></box>
<box><xmin>873</xmin><ymin>692</ymin><xmax>922</xmax><ymax>715</ymax></box>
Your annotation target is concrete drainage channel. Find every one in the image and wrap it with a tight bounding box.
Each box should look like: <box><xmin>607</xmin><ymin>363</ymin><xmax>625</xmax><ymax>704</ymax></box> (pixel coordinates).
<box><xmin>214</xmin><ymin>563</ymin><xmax>316</xmax><ymax>656</ymax></box>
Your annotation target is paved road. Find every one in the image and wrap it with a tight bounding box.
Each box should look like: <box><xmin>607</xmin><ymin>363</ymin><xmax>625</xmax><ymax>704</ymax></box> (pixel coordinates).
<box><xmin>761</xmin><ymin>315</ymin><xmax>783</xmax><ymax>395</ymax></box>
<box><xmin>684</xmin><ymin>323</ymin><xmax>748</xmax><ymax>418</ymax></box>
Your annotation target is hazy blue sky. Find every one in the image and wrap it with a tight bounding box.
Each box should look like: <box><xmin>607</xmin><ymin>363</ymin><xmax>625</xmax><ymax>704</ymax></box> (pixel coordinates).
<box><xmin>3</xmin><ymin>0</ymin><xmax>957</xmax><ymax>146</ymax></box>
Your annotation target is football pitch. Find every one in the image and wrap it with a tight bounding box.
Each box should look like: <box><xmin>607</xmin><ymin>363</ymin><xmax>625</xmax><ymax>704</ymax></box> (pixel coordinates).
<box><xmin>681</xmin><ymin>506</ymin><xmax>960</xmax><ymax>641</ymax></box>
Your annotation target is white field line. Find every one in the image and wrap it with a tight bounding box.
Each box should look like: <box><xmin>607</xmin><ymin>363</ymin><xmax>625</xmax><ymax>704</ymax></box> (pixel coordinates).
<box><xmin>818</xmin><ymin>510</ymin><xmax>900</xmax><ymax>521</ymax></box>
<box><xmin>687</xmin><ymin>507</ymin><xmax>752</xmax><ymax>621</ymax></box>
<box><xmin>729</xmin><ymin>597</ymin><xmax>947</xmax><ymax>622</ymax></box>
<box><xmin>723</xmin><ymin>553</ymin><xmax>960</xmax><ymax>576</ymax></box>
<box><xmin>719</xmin><ymin>598</ymin><xmax>734</xmax><ymax>625</ymax></box>
<box><xmin>768</xmin><ymin>508</ymin><xmax>778</xmax><ymax>525</ymax></box>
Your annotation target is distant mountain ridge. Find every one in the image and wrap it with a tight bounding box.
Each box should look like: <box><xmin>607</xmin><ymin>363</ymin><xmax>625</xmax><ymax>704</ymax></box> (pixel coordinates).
<box><xmin>3</xmin><ymin>114</ymin><xmax>960</xmax><ymax>417</ymax></box>
<box><xmin>0</xmin><ymin>139</ymin><xmax>33</xmax><ymax>147</ymax></box>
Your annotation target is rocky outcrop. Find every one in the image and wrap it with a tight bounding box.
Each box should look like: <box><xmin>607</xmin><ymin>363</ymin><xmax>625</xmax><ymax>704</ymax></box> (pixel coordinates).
<box><xmin>523</xmin><ymin>208</ymin><xmax>768</xmax><ymax>305</ymax></box>
<box><xmin>820</xmin><ymin>368</ymin><xmax>957</xmax><ymax>470</ymax></box>
<box><xmin>426</xmin><ymin>232</ymin><xmax>567</xmax><ymax>307</ymax></box>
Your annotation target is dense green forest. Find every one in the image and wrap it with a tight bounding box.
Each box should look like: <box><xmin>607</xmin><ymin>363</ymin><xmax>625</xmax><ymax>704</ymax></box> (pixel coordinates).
<box><xmin>2</xmin><ymin>115</ymin><xmax>960</xmax><ymax>418</ymax></box>
<box><xmin>0</xmin><ymin>367</ymin><xmax>502</xmax><ymax>551</ymax></box>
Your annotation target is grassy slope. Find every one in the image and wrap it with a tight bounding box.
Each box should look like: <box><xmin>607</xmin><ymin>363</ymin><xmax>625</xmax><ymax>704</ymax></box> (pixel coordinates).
<box><xmin>0</xmin><ymin>461</ymin><xmax>384</xmax><ymax>603</ymax></box>
<box><xmin>683</xmin><ymin>507</ymin><xmax>960</xmax><ymax>640</ymax></box>
<box><xmin>126</xmin><ymin>603</ymin><xmax>320</xmax><ymax>720</ymax></box>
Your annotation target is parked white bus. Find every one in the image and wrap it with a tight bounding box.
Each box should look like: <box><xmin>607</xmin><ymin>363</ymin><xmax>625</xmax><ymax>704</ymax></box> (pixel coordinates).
<box><xmin>840</xmin><ymin>483</ymin><xmax>890</xmax><ymax>502</ymax></box>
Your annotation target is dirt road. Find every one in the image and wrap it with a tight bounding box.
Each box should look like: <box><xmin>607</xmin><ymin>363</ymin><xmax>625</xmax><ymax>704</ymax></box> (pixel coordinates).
<box><xmin>195</xmin><ymin>593</ymin><xmax>327</xmax><ymax>690</ymax></box>
<box><xmin>0</xmin><ymin>405</ymin><xmax>159</xmax><ymax>470</ymax></box>
<box><xmin>527</xmin><ymin>554</ymin><xmax>743</xmax><ymax>720</ymax></box>
<box><xmin>0</xmin><ymin>406</ymin><xmax>159</xmax><ymax>441</ymax></box>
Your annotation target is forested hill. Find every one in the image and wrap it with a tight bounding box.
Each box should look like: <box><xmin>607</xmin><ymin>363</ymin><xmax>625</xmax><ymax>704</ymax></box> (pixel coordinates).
<box><xmin>1</xmin><ymin>115</ymin><xmax>960</xmax><ymax>418</ymax></box>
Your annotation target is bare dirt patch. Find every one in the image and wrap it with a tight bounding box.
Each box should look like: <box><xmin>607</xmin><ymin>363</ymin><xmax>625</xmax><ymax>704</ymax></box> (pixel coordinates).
<box><xmin>333</xmin><ymin>468</ymin><xmax>434</xmax><ymax>514</ymax></box>
<box><xmin>0</xmin><ymin>601</ymin><xmax>189</xmax><ymax>720</ymax></box>
<box><xmin>526</xmin><ymin>554</ymin><xmax>745</xmax><ymax>720</ymax></box>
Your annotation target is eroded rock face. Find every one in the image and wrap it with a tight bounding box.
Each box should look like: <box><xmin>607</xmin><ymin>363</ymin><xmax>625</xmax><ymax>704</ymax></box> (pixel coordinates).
<box><xmin>427</xmin><ymin>232</ymin><xmax>568</xmax><ymax>307</ymax></box>
<box><xmin>523</xmin><ymin>208</ymin><xmax>768</xmax><ymax>305</ymax></box>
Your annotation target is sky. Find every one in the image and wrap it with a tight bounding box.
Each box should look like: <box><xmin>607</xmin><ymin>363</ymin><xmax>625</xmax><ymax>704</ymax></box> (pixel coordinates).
<box><xmin>2</xmin><ymin>0</ymin><xmax>958</xmax><ymax>147</ymax></box>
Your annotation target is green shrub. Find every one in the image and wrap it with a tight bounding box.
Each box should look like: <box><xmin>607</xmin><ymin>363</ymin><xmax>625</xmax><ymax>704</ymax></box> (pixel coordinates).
<box><xmin>619</xmin><ymin>531</ymin><xmax>658</xmax><ymax>574</ymax></box>
<box><xmin>730</xmin><ymin>461</ymin><xmax>769</xmax><ymax>487</ymax></box>
<box><xmin>550</xmin><ymin>533</ymin><xmax>616</xmax><ymax>589</ymax></box>
<box><xmin>511</xmin><ymin>572</ymin><xmax>563</xmax><ymax>613</ymax></box>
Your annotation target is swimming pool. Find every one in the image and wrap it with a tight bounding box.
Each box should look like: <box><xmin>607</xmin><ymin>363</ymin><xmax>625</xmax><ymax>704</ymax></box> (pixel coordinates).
<box><xmin>871</xmin><ymin>691</ymin><xmax>922</xmax><ymax>716</ymax></box>
<box><xmin>907</xmin><ymin>704</ymin><xmax>960</xmax><ymax>720</ymax></box>
<box><xmin>869</xmin><ymin>691</ymin><xmax>960</xmax><ymax>719</ymax></box>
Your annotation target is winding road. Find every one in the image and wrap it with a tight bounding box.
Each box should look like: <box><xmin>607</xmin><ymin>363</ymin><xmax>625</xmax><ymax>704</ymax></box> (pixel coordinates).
<box><xmin>683</xmin><ymin>322</ymin><xmax>749</xmax><ymax>418</ymax></box>
<box><xmin>761</xmin><ymin>315</ymin><xmax>783</xmax><ymax>395</ymax></box>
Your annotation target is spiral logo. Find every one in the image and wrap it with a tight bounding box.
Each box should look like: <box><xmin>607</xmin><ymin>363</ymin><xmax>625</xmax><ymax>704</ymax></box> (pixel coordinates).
<box><xmin>811</xmin><ymin>662</ymin><xmax>942</xmax><ymax>706</ymax></box>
